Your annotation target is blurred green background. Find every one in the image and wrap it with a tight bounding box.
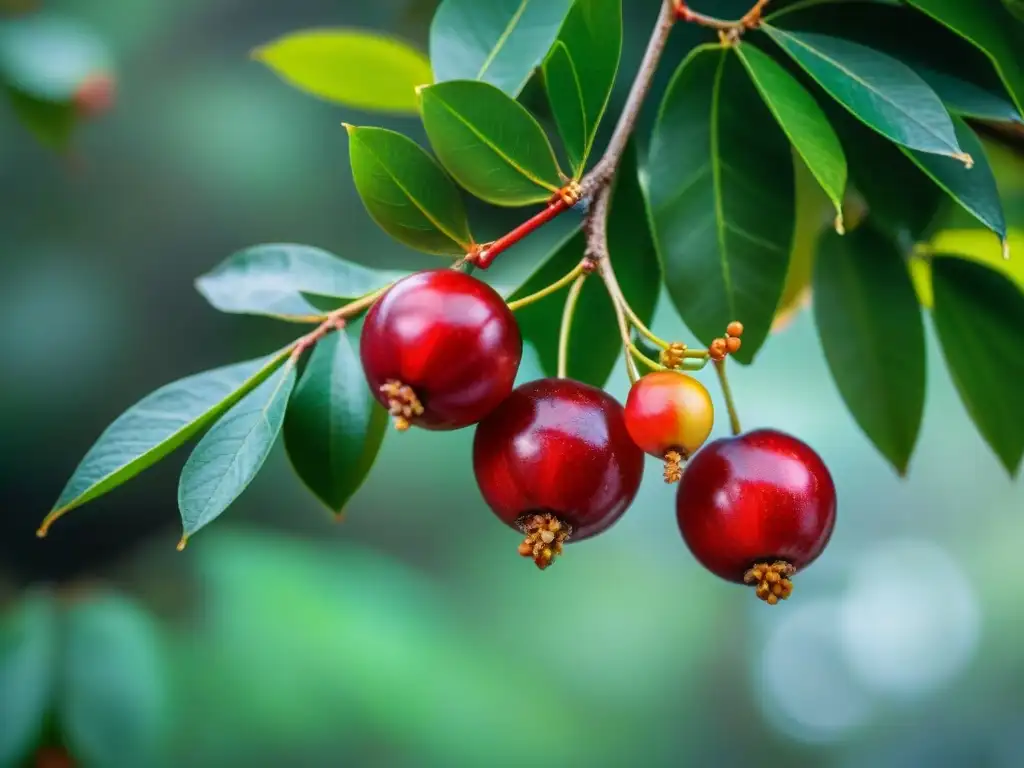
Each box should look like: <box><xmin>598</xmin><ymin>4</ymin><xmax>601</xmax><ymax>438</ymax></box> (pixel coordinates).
<box><xmin>2</xmin><ymin>0</ymin><xmax>1023</xmax><ymax>766</ymax></box>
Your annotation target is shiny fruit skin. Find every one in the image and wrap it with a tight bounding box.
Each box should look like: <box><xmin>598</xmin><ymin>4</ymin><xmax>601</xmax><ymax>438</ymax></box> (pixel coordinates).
<box><xmin>624</xmin><ymin>371</ymin><xmax>714</xmax><ymax>458</ymax></box>
<box><xmin>360</xmin><ymin>269</ymin><xmax>522</xmax><ymax>430</ymax></box>
<box><xmin>473</xmin><ymin>378</ymin><xmax>644</xmax><ymax>540</ymax></box>
<box><xmin>676</xmin><ymin>429</ymin><xmax>836</xmax><ymax>582</ymax></box>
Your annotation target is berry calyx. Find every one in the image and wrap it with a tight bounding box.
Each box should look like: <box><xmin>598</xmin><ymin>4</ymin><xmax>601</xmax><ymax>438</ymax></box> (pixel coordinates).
<box><xmin>473</xmin><ymin>378</ymin><xmax>644</xmax><ymax>569</ymax></box>
<box><xmin>676</xmin><ymin>428</ymin><xmax>836</xmax><ymax>605</ymax></box>
<box><xmin>624</xmin><ymin>371</ymin><xmax>714</xmax><ymax>483</ymax></box>
<box><xmin>360</xmin><ymin>270</ymin><xmax>522</xmax><ymax>431</ymax></box>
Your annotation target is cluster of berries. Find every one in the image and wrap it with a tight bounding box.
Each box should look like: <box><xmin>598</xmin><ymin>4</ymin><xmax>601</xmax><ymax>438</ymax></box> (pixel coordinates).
<box><xmin>359</xmin><ymin>269</ymin><xmax>836</xmax><ymax>604</ymax></box>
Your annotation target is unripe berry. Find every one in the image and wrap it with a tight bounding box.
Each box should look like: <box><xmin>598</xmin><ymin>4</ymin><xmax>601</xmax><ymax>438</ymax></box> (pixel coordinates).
<box><xmin>624</xmin><ymin>371</ymin><xmax>714</xmax><ymax>483</ymax></box>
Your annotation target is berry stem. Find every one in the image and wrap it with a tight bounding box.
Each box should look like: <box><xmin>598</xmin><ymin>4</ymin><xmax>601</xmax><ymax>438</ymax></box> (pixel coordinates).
<box><xmin>714</xmin><ymin>358</ymin><xmax>742</xmax><ymax>436</ymax></box>
<box><xmin>506</xmin><ymin>262</ymin><xmax>585</xmax><ymax>312</ymax></box>
<box><xmin>627</xmin><ymin>340</ymin><xmax>667</xmax><ymax>372</ymax></box>
<box><xmin>474</xmin><ymin>192</ymin><xmax>576</xmax><ymax>270</ymax></box>
<box><xmin>289</xmin><ymin>287</ymin><xmax>389</xmax><ymax>363</ymax></box>
<box><xmin>557</xmin><ymin>273</ymin><xmax>588</xmax><ymax>378</ymax></box>
<box><xmin>621</xmin><ymin>301</ymin><xmax>671</xmax><ymax>349</ymax></box>
<box><xmin>672</xmin><ymin>0</ymin><xmax>771</xmax><ymax>31</ymax></box>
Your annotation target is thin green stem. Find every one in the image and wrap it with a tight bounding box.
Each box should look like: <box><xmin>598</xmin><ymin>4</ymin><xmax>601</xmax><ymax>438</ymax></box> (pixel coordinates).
<box><xmin>627</xmin><ymin>341</ymin><xmax>666</xmax><ymax>373</ymax></box>
<box><xmin>714</xmin><ymin>359</ymin><xmax>742</xmax><ymax>436</ymax></box>
<box><xmin>507</xmin><ymin>263</ymin><xmax>585</xmax><ymax>312</ymax></box>
<box><xmin>557</xmin><ymin>274</ymin><xmax>587</xmax><ymax>378</ymax></box>
<box><xmin>622</xmin><ymin>302</ymin><xmax>670</xmax><ymax>349</ymax></box>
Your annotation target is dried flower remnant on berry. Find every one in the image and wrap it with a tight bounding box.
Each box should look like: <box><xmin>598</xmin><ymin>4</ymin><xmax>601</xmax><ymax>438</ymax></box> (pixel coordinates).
<box><xmin>380</xmin><ymin>380</ymin><xmax>424</xmax><ymax>431</ymax></box>
<box><xmin>517</xmin><ymin>512</ymin><xmax>573</xmax><ymax>570</ymax></box>
<box><xmin>661</xmin><ymin>342</ymin><xmax>688</xmax><ymax>369</ymax></box>
<box><xmin>743</xmin><ymin>561</ymin><xmax>796</xmax><ymax>605</ymax></box>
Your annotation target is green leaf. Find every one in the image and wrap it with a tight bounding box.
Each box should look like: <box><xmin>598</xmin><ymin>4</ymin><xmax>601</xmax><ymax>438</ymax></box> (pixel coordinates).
<box><xmin>509</xmin><ymin>142</ymin><xmax>660</xmax><ymax>387</ymax></box>
<box><xmin>735</xmin><ymin>41</ymin><xmax>847</xmax><ymax>231</ymax></box>
<box><xmin>542</xmin><ymin>42</ymin><xmax>587</xmax><ymax>174</ymax></box>
<box><xmin>419</xmin><ymin>80</ymin><xmax>563</xmax><ymax>206</ymax></box>
<box><xmin>813</xmin><ymin>224</ymin><xmax>926</xmax><ymax>475</ymax></box>
<box><xmin>903</xmin><ymin>0</ymin><xmax>1024</xmax><ymax>114</ymax></box>
<box><xmin>60</xmin><ymin>593</ymin><xmax>167</xmax><ymax>768</ymax></box>
<box><xmin>930</xmin><ymin>256</ymin><xmax>1024</xmax><ymax>476</ymax></box>
<box><xmin>178</xmin><ymin>362</ymin><xmax>297</xmax><ymax>544</ymax></box>
<box><xmin>544</xmin><ymin>0</ymin><xmax>623</xmax><ymax>174</ymax></box>
<box><xmin>0</xmin><ymin>592</ymin><xmax>57</xmax><ymax>767</ymax></box>
<box><xmin>42</xmin><ymin>351</ymin><xmax>292</xmax><ymax>534</ymax></box>
<box><xmin>429</xmin><ymin>0</ymin><xmax>572</xmax><ymax>96</ymax></box>
<box><xmin>0</xmin><ymin>14</ymin><xmax>112</xmax><ymax>102</ymax></box>
<box><xmin>914</xmin><ymin>66</ymin><xmax>1023</xmax><ymax>123</ymax></box>
<box><xmin>828</xmin><ymin>104</ymin><xmax>945</xmax><ymax>244</ymax></box>
<box><xmin>346</xmin><ymin>125</ymin><xmax>475</xmax><ymax>255</ymax></box>
<box><xmin>5</xmin><ymin>85</ymin><xmax>77</xmax><ymax>149</ymax></box>
<box><xmin>762</xmin><ymin>26</ymin><xmax>969</xmax><ymax>162</ymax></box>
<box><xmin>283</xmin><ymin>323</ymin><xmax>388</xmax><ymax>516</ymax></box>
<box><xmin>196</xmin><ymin>244</ymin><xmax>402</xmax><ymax>322</ymax></box>
<box><xmin>902</xmin><ymin>116</ymin><xmax>1008</xmax><ymax>255</ymax></box>
<box><xmin>252</xmin><ymin>28</ymin><xmax>431</xmax><ymax>114</ymax></box>
<box><xmin>649</xmin><ymin>45</ymin><xmax>795</xmax><ymax>364</ymax></box>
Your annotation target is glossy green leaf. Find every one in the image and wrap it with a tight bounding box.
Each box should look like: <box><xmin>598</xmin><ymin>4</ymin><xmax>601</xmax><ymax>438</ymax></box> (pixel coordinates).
<box><xmin>914</xmin><ymin>66</ymin><xmax>1023</xmax><ymax>123</ymax></box>
<box><xmin>931</xmin><ymin>256</ymin><xmax>1024</xmax><ymax>476</ymax></box>
<box><xmin>903</xmin><ymin>116</ymin><xmax>1008</xmax><ymax>255</ymax></box>
<box><xmin>828</xmin><ymin>103</ymin><xmax>946</xmax><ymax>244</ymax></box>
<box><xmin>736</xmin><ymin>42</ymin><xmax>847</xmax><ymax>231</ymax></box>
<box><xmin>429</xmin><ymin>0</ymin><xmax>572</xmax><ymax>96</ymax></box>
<box><xmin>196</xmin><ymin>244</ymin><xmax>403</xmax><ymax>322</ymax></box>
<box><xmin>0</xmin><ymin>592</ymin><xmax>57</xmax><ymax>767</ymax></box>
<box><xmin>0</xmin><ymin>14</ymin><xmax>112</xmax><ymax>102</ymax></box>
<box><xmin>544</xmin><ymin>0</ymin><xmax>622</xmax><ymax>174</ymax></box>
<box><xmin>60</xmin><ymin>593</ymin><xmax>167</xmax><ymax>768</ymax></box>
<box><xmin>649</xmin><ymin>45</ymin><xmax>795</xmax><ymax>364</ymax></box>
<box><xmin>43</xmin><ymin>352</ymin><xmax>292</xmax><ymax>533</ymax></box>
<box><xmin>419</xmin><ymin>80</ymin><xmax>563</xmax><ymax>206</ymax></box>
<box><xmin>253</xmin><ymin>28</ymin><xmax>431</xmax><ymax>114</ymax></box>
<box><xmin>178</xmin><ymin>362</ymin><xmax>297</xmax><ymax>543</ymax></box>
<box><xmin>346</xmin><ymin>125</ymin><xmax>474</xmax><ymax>255</ymax></box>
<box><xmin>813</xmin><ymin>225</ymin><xmax>926</xmax><ymax>474</ymax></box>
<box><xmin>542</xmin><ymin>42</ymin><xmax>587</xmax><ymax>173</ymax></box>
<box><xmin>284</xmin><ymin>324</ymin><xmax>388</xmax><ymax>516</ymax></box>
<box><xmin>762</xmin><ymin>26</ymin><xmax>968</xmax><ymax>162</ymax></box>
<box><xmin>904</xmin><ymin>0</ymin><xmax>1024</xmax><ymax>114</ymax></box>
<box><xmin>509</xmin><ymin>142</ymin><xmax>660</xmax><ymax>387</ymax></box>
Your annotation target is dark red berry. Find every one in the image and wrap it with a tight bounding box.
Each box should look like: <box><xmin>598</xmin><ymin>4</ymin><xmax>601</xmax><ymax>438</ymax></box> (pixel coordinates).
<box><xmin>34</xmin><ymin>746</ymin><xmax>75</xmax><ymax>768</ymax></box>
<box><xmin>676</xmin><ymin>428</ymin><xmax>836</xmax><ymax>605</ymax></box>
<box><xmin>473</xmin><ymin>378</ymin><xmax>644</xmax><ymax>569</ymax></box>
<box><xmin>361</xmin><ymin>269</ymin><xmax>521</xmax><ymax>431</ymax></box>
<box><xmin>624</xmin><ymin>371</ymin><xmax>714</xmax><ymax>483</ymax></box>
<box><xmin>73</xmin><ymin>72</ymin><xmax>116</xmax><ymax>119</ymax></box>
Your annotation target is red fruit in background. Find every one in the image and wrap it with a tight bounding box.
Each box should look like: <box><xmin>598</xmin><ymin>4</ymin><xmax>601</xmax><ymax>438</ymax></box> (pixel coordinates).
<box><xmin>473</xmin><ymin>378</ymin><xmax>644</xmax><ymax>570</ymax></box>
<box><xmin>360</xmin><ymin>269</ymin><xmax>521</xmax><ymax>431</ymax></box>
<box><xmin>73</xmin><ymin>72</ymin><xmax>116</xmax><ymax>119</ymax></box>
<box><xmin>34</xmin><ymin>746</ymin><xmax>75</xmax><ymax>768</ymax></box>
<box><xmin>624</xmin><ymin>371</ymin><xmax>714</xmax><ymax>483</ymax></box>
<box><xmin>676</xmin><ymin>428</ymin><xmax>836</xmax><ymax>605</ymax></box>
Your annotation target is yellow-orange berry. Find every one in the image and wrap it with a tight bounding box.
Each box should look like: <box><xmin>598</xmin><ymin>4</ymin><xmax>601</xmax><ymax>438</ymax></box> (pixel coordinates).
<box><xmin>624</xmin><ymin>371</ymin><xmax>715</xmax><ymax>464</ymax></box>
<box><xmin>726</xmin><ymin>337</ymin><xmax>742</xmax><ymax>354</ymax></box>
<box><xmin>727</xmin><ymin>321</ymin><xmax>744</xmax><ymax>338</ymax></box>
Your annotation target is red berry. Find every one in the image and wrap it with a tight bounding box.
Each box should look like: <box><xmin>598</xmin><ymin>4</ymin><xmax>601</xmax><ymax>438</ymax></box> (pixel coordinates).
<box><xmin>34</xmin><ymin>746</ymin><xmax>75</xmax><ymax>768</ymax></box>
<box><xmin>676</xmin><ymin>428</ymin><xmax>836</xmax><ymax>605</ymax></box>
<box><xmin>73</xmin><ymin>72</ymin><xmax>116</xmax><ymax>119</ymax></box>
<box><xmin>473</xmin><ymin>378</ymin><xmax>644</xmax><ymax>570</ymax></box>
<box><xmin>360</xmin><ymin>269</ymin><xmax>521</xmax><ymax>431</ymax></box>
<box><xmin>624</xmin><ymin>371</ymin><xmax>714</xmax><ymax>483</ymax></box>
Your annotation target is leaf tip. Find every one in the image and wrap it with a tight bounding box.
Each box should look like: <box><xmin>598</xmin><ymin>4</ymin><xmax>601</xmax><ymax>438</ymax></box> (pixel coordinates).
<box><xmin>249</xmin><ymin>45</ymin><xmax>268</xmax><ymax>62</ymax></box>
<box><xmin>1002</xmin><ymin>238</ymin><xmax>1011</xmax><ymax>262</ymax></box>
<box><xmin>341</xmin><ymin>122</ymin><xmax>356</xmax><ymax>135</ymax></box>
<box><xmin>36</xmin><ymin>507</ymin><xmax>65</xmax><ymax>539</ymax></box>
<box><xmin>954</xmin><ymin>151</ymin><xmax>974</xmax><ymax>169</ymax></box>
<box><xmin>176</xmin><ymin>535</ymin><xmax>189</xmax><ymax>552</ymax></box>
<box><xmin>834</xmin><ymin>212</ymin><xmax>845</xmax><ymax>235</ymax></box>
<box><xmin>414</xmin><ymin>83</ymin><xmax>429</xmax><ymax>98</ymax></box>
